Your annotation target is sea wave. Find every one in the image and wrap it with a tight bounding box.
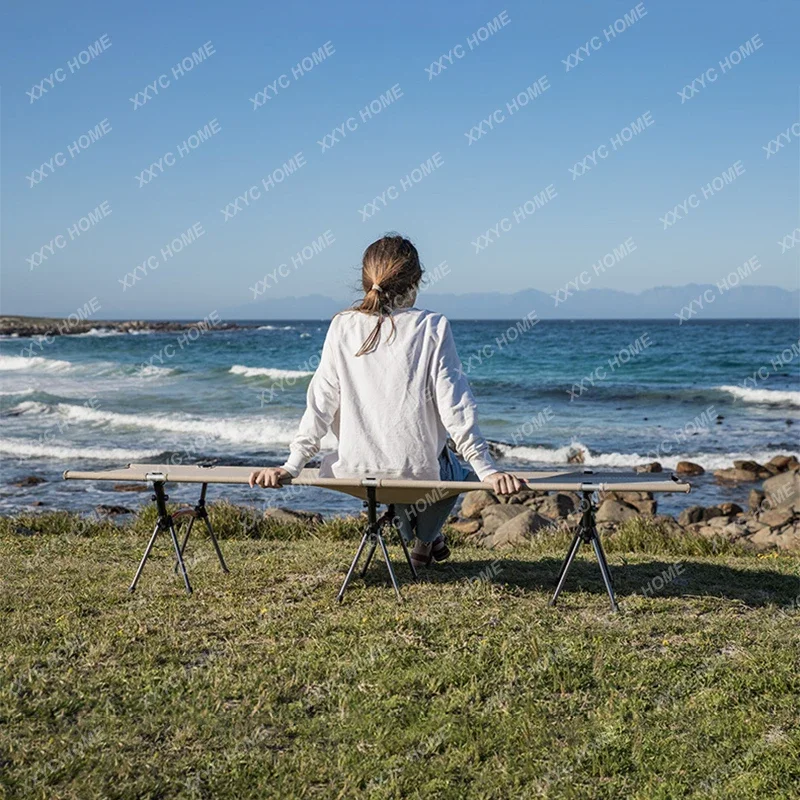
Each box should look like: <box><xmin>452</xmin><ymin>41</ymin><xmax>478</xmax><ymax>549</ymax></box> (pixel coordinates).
<box><xmin>258</xmin><ymin>325</ymin><xmax>296</xmax><ymax>331</ymax></box>
<box><xmin>0</xmin><ymin>387</ymin><xmax>36</xmax><ymax>397</ymax></box>
<box><xmin>0</xmin><ymin>437</ymin><xmax>161</xmax><ymax>460</ymax></box>
<box><xmin>495</xmin><ymin>441</ymin><xmax>799</xmax><ymax>471</ymax></box>
<box><xmin>0</xmin><ymin>355</ymin><xmax>73</xmax><ymax>372</ymax></box>
<box><xmin>718</xmin><ymin>385</ymin><xmax>800</xmax><ymax>407</ymax></box>
<box><xmin>8</xmin><ymin>400</ymin><xmax>307</xmax><ymax>448</ymax></box>
<box><xmin>73</xmin><ymin>328</ymin><xmax>124</xmax><ymax>337</ymax></box>
<box><xmin>229</xmin><ymin>364</ymin><xmax>314</xmax><ymax>380</ymax></box>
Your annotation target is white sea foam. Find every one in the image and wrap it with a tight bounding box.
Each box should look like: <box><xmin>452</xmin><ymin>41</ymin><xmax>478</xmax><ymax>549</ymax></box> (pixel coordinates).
<box><xmin>0</xmin><ymin>355</ymin><xmax>73</xmax><ymax>371</ymax></box>
<box><xmin>0</xmin><ymin>437</ymin><xmax>161</xmax><ymax>460</ymax></box>
<box><xmin>73</xmin><ymin>328</ymin><xmax>124</xmax><ymax>337</ymax></box>
<box><xmin>0</xmin><ymin>387</ymin><xmax>35</xmax><ymax>397</ymax></box>
<box><xmin>496</xmin><ymin>441</ymin><xmax>800</xmax><ymax>471</ymax></box>
<box><xmin>136</xmin><ymin>364</ymin><xmax>176</xmax><ymax>378</ymax></box>
<box><xmin>719</xmin><ymin>385</ymin><xmax>800</xmax><ymax>407</ymax></box>
<box><xmin>10</xmin><ymin>401</ymin><xmax>304</xmax><ymax>447</ymax></box>
<box><xmin>257</xmin><ymin>325</ymin><xmax>296</xmax><ymax>331</ymax></box>
<box><xmin>229</xmin><ymin>364</ymin><xmax>313</xmax><ymax>380</ymax></box>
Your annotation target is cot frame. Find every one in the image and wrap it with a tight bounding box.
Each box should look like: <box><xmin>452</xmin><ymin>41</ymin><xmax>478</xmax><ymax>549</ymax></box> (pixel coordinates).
<box><xmin>63</xmin><ymin>464</ymin><xmax>691</xmax><ymax>608</ymax></box>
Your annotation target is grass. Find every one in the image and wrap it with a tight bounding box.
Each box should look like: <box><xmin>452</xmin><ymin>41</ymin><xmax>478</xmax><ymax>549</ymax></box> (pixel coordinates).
<box><xmin>1</xmin><ymin>506</ymin><xmax>799</xmax><ymax>799</ymax></box>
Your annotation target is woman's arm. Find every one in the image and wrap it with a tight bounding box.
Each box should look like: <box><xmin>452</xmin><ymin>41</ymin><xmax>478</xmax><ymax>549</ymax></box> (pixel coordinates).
<box><xmin>280</xmin><ymin>322</ymin><xmax>340</xmax><ymax>477</ymax></box>
<box><xmin>432</xmin><ymin>318</ymin><xmax>499</xmax><ymax>481</ymax></box>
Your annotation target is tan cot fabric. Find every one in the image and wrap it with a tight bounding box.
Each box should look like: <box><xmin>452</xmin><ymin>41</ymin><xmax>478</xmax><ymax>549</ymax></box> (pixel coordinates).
<box><xmin>63</xmin><ymin>463</ymin><xmax>691</xmax><ymax>504</ymax></box>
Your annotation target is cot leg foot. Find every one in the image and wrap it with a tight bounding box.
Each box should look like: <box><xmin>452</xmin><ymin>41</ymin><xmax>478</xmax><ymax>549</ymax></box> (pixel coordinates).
<box><xmin>338</xmin><ymin>531</ymin><xmax>370</xmax><ymax>603</ymax></box>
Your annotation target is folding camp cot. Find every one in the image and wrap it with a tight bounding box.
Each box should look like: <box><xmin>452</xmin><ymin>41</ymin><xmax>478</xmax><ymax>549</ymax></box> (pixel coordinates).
<box><xmin>63</xmin><ymin>464</ymin><xmax>691</xmax><ymax>610</ymax></box>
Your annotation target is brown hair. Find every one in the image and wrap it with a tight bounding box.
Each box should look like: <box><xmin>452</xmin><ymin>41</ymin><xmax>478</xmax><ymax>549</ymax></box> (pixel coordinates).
<box><xmin>348</xmin><ymin>234</ymin><xmax>423</xmax><ymax>356</ymax></box>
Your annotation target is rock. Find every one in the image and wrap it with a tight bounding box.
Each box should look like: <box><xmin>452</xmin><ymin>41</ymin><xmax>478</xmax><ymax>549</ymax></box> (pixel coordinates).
<box><xmin>652</xmin><ymin>514</ymin><xmax>684</xmax><ymax>535</ymax></box>
<box><xmin>567</xmin><ymin>448</ymin><xmax>584</xmax><ymax>464</ymax></box>
<box><xmin>678</xmin><ymin>505</ymin><xmax>705</xmax><ymax>526</ymax></box>
<box><xmin>263</xmin><ymin>507</ymin><xmax>323</xmax><ymax>525</ymax></box>
<box><xmin>733</xmin><ymin>459</ymin><xmax>766</xmax><ymax>474</ymax></box>
<box><xmin>776</xmin><ymin>525</ymin><xmax>800</xmax><ymax>551</ymax></box>
<box><xmin>460</xmin><ymin>490</ymin><xmax>498</xmax><ymax>519</ymax></box>
<box><xmin>759</xmin><ymin>508</ymin><xmax>794</xmax><ymax>529</ymax></box>
<box><xmin>719</xmin><ymin>502</ymin><xmax>743</xmax><ymax>517</ymax></box>
<box><xmin>448</xmin><ymin>518</ymin><xmax>481</xmax><ymax>535</ymax></box>
<box><xmin>676</xmin><ymin>461</ymin><xmax>704</xmax><ymax>476</ymax></box>
<box><xmin>484</xmin><ymin>510</ymin><xmax>554</xmax><ymax>549</ymax></box>
<box><xmin>762</xmin><ymin>471</ymin><xmax>800</xmax><ymax>512</ymax></box>
<box><xmin>702</xmin><ymin>506</ymin><xmax>725</xmax><ymax>521</ymax></box>
<box><xmin>708</xmin><ymin>515</ymin><xmax>737</xmax><ymax>529</ymax></box>
<box><xmin>748</xmin><ymin>489</ymin><xmax>766</xmax><ymax>512</ymax></box>
<box><xmin>747</xmin><ymin>528</ymin><xmax>781</xmax><ymax>551</ymax></box>
<box><xmin>634</xmin><ymin>462</ymin><xmax>662</xmax><ymax>473</ymax></box>
<box><xmin>114</xmin><ymin>483</ymin><xmax>150</xmax><ymax>492</ymax></box>
<box><xmin>606</xmin><ymin>491</ymin><xmax>657</xmax><ymax>515</ymax></box>
<box><xmin>13</xmin><ymin>475</ymin><xmax>47</xmax><ymax>487</ymax></box>
<box><xmin>714</xmin><ymin>468</ymin><xmax>760</xmax><ymax>483</ymax></box>
<box><xmin>595</xmin><ymin>498</ymin><xmax>639</xmax><ymax>524</ymax></box>
<box><xmin>480</xmin><ymin>504</ymin><xmax>527</xmax><ymax>534</ymax></box>
<box><xmin>538</xmin><ymin>493</ymin><xmax>576</xmax><ymax>519</ymax></box>
<box><xmin>95</xmin><ymin>504</ymin><xmax>133</xmax><ymax>516</ymax></box>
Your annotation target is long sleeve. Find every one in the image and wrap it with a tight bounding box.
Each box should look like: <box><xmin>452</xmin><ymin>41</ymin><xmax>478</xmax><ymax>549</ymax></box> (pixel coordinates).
<box><xmin>280</xmin><ymin>323</ymin><xmax>340</xmax><ymax>477</ymax></box>
<box><xmin>432</xmin><ymin>318</ymin><xmax>498</xmax><ymax>481</ymax></box>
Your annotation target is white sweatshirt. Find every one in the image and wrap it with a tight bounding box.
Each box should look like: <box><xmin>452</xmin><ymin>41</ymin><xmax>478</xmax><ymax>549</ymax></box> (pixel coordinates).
<box><xmin>280</xmin><ymin>307</ymin><xmax>499</xmax><ymax>481</ymax></box>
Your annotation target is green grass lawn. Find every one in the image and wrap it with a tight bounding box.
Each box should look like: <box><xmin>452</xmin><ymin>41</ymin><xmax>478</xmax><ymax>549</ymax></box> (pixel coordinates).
<box><xmin>1</xmin><ymin>508</ymin><xmax>799</xmax><ymax>799</ymax></box>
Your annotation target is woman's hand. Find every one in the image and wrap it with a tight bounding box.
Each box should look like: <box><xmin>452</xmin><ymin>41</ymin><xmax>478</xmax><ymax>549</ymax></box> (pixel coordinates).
<box><xmin>249</xmin><ymin>467</ymin><xmax>292</xmax><ymax>489</ymax></box>
<box><xmin>485</xmin><ymin>471</ymin><xmax>523</xmax><ymax>496</ymax></box>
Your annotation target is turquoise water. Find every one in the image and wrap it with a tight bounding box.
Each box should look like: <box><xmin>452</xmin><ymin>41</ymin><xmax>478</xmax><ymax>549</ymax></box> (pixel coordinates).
<box><xmin>1</xmin><ymin>318</ymin><xmax>797</xmax><ymax>516</ymax></box>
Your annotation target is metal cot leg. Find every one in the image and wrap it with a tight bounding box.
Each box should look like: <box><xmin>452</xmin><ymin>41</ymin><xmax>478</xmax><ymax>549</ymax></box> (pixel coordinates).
<box><xmin>549</xmin><ymin>491</ymin><xmax>620</xmax><ymax>612</ymax></box>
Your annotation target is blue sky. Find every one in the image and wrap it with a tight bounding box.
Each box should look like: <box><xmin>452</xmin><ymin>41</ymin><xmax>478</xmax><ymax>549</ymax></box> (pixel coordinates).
<box><xmin>1</xmin><ymin>0</ymin><xmax>798</xmax><ymax>317</ymax></box>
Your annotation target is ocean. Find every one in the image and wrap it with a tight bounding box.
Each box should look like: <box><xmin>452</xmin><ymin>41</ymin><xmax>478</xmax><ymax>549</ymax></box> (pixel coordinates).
<box><xmin>1</xmin><ymin>318</ymin><xmax>798</xmax><ymax>518</ymax></box>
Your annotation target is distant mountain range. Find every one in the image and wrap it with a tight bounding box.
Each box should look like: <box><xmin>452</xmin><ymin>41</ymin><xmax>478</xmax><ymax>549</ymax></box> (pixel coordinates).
<box><xmin>223</xmin><ymin>284</ymin><xmax>799</xmax><ymax>320</ymax></box>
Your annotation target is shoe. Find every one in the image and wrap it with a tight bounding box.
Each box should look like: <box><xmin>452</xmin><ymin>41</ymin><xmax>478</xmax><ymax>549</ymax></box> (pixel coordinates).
<box><xmin>410</xmin><ymin>540</ymin><xmax>433</xmax><ymax>570</ymax></box>
<box><xmin>431</xmin><ymin>535</ymin><xmax>450</xmax><ymax>562</ymax></box>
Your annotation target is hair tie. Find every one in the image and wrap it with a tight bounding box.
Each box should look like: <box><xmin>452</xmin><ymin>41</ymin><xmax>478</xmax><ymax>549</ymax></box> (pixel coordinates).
<box><xmin>371</xmin><ymin>283</ymin><xmax>383</xmax><ymax>293</ymax></box>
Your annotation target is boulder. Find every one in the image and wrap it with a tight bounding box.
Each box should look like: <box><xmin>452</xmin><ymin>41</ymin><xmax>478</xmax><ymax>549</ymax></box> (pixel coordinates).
<box><xmin>678</xmin><ymin>506</ymin><xmax>705</xmax><ymax>526</ymax></box>
<box><xmin>460</xmin><ymin>490</ymin><xmax>498</xmax><ymax>519</ymax></box>
<box><xmin>480</xmin><ymin>504</ymin><xmax>527</xmax><ymax>534</ymax></box>
<box><xmin>702</xmin><ymin>506</ymin><xmax>725</xmax><ymax>521</ymax></box>
<box><xmin>676</xmin><ymin>461</ymin><xmax>704</xmax><ymax>476</ymax></box>
<box><xmin>748</xmin><ymin>489</ymin><xmax>766</xmax><ymax>512</ymax></box>
<box><xmin>448</xmin><ymin>518</ymin><xmax>481</xmax><ymax>535</ymax></box>
<box><xmin>714</xmin><ymin>468</ymin><xmax>760</xmax><ymax>483</ymax></box>
<box><xmin>263</xmin><ymin>507</ymin><xmax>323</xmax><ymax>525</ymax></box>
<box><xmin>484</xmin><ymin>510</ymin><xmax>554</xmax><ymax>549</ymax></box>
<box><xmin>596</xmin><ymin>498</ymin><xmax>639</xmax><ymax>524</ymax></box>
<box><xmin>652</xmin><ymin>514</ymin><xmax>683</xmax><ymax>535</ymax></box>
<box><xmin>733</xmin><ymin>459</ymin><xmax>766</xmax><ymax>474</ymax></box>
<box><xmin>747</xmin><ymin>528</ymin><xmax>781</xmax><ymax>551</ymax></box>
<box><xmin>13</xmin><ymin>475</ymin><xmax>47</xmax><ymax>487</ymax></box>
<box><xmin>759</xmin><ymin>508</ymin><xmax>794</xmax><ymax>529</ymax></box>
<box><xmin>567</xmin><ymin>448</ymin><xmax>585</xmax><ymax>464</ymax></box>
<box><xmin>538</xmin><ymin>493</ymin><xmax>576</xmax><ymax>519</ymax></box>
<box><xmin>604</xmin><ymin>491</ymin><xmax>655</xmax><ymax>514</ymax></box>
<box><xmin>775</xmin><ymin>525</ymin><xmax>800</xmax><ymax>551</ymax></box>
<box><xmin>762</xmin><ymin>471</ymin><xmax>800</xmax><ymax>512</ymax></box>
<box><xmin>634</xmin><ymin>462</ymin><xmax>662</xmax><ymax>473</ymax></box>
<box><xmin>95</xmin><ymin>504</ymin><xmax>133</xmax><ymax>516</ymax></box>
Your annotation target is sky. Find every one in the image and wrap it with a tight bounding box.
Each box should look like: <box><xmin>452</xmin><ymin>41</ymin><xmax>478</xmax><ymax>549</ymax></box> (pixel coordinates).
<box><xmin>1</xmin><ymin>0</ymin><xmax>798</xmax><ymax>318</ymax></box>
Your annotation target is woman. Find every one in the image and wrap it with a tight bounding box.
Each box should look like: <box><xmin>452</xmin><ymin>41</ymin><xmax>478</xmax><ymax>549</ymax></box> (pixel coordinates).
<box><xmin>250</xmin><ymin>234</ymin><xmax>520</xmax><ymax>567</ymax></box>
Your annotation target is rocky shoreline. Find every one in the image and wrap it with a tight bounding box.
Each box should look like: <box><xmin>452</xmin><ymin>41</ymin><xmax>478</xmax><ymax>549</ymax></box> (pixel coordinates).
<box><xmin>0</xmin><ymin>315</ymin><xmax>244</xmax><ymax>338</ymax></box>
<box><xmin>444</xmin><ymin>455</ymin><xmax>800</xmax><ymax>553</ymax></box>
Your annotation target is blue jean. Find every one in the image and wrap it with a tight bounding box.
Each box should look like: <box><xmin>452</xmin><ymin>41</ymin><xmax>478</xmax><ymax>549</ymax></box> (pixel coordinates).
<box><xmin>393</xmin><ymin>447</ymin><xmax>478</xmax><ymax>543</ymax></box>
